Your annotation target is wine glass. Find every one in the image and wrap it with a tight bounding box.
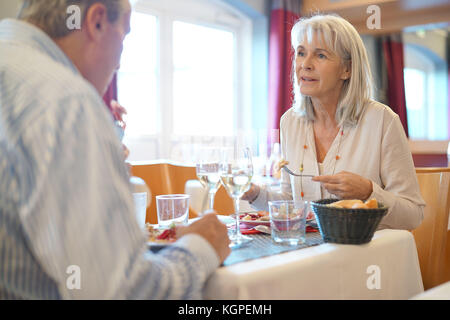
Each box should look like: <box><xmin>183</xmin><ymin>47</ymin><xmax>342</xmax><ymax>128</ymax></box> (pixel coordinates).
<box><xmin>196</xmin><ymin>147</ymin><xmax>221</xmax><ymax>211</ymax></box>
<box><xmin>219</xmin><ymin>146</ymin><xmax>254</xmax><ymax>248</ymax></box>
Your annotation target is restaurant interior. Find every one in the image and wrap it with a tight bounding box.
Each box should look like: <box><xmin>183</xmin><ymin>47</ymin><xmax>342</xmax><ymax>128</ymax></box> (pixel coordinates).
<box><xmin>0</xmin><ymin>0</ymin><xmax>449</xmax><ymax>300</ymax></box>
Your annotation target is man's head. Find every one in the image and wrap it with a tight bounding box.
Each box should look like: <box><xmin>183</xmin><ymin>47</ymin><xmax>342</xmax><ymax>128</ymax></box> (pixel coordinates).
<box><xmin>18</xmin><ymin>0</ymin><xmax>131</xmax><ymax>95</ymax></box>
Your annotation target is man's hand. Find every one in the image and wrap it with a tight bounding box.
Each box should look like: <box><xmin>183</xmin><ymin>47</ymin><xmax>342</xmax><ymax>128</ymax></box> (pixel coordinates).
<box><xmin>312</xmin><ymin>171</ymin><xmax>373</xmax><ymax>200</ymax></box>
<box><xmin>176</xmin><ymin>213</ymin><xmax>231</xmax><ymax>264</ymax></box>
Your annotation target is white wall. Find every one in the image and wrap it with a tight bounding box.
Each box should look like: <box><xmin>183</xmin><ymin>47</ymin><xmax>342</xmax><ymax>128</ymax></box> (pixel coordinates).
<box><xmin>0</xmin><ymin>0</ymin><xmax>21</xmax><ymax>20</ymax></box>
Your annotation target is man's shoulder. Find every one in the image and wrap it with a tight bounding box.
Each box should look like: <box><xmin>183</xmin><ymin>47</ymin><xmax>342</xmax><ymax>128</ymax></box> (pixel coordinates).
<box><xmin>1</xmin><ymin>43</ymin><xmax>98</xmax><ymax>106</ymax></box>
<box><xmin>1</xmin><ymin>46</ymin><xmax>103</xmax><ymax>127</ymax></box>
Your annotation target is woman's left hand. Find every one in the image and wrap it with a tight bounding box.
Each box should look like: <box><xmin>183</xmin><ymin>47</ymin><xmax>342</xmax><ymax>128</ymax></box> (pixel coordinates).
<box><xmin>312</xmin><ymin>171</ymin><xmax>373</xmax><ymax>200</ymax></box>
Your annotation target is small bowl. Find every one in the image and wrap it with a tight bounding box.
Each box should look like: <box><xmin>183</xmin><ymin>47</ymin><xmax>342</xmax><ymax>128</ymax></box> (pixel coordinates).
<box><xmin>311</xmin><ymin>199</ymin><xmax>388</xmax><ymax>244</ymax></box>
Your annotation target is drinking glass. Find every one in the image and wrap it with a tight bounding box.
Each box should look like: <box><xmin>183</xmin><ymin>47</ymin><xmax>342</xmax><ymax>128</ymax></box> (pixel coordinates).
<box><xmin>268</xmin><ymin>200</ymin><xmax>307</xmax><ymax>245</ymax></box>
<box><xmin>156</xmin><ymin>194</ymin><xmax>190</xmax><ymax>228</ymax></box>
<box><xmin>196</xmin><ymin>147</ymin><xmax>221</xmax><ymax>211</ymax></box>
<box><xmin>219</xmin><ymin>146</ymin><xmax>253</xmax><ymax>248</ymax></box>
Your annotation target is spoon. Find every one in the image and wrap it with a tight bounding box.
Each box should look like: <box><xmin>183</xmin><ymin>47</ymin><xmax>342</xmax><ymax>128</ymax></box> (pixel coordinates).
<box><xmin>282</xmin><ymin>166</ymin><xmax>315</xmax><ymax>178</ymax></box>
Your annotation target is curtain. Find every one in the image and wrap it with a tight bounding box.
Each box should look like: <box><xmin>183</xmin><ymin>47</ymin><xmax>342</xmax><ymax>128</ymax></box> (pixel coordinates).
<box><xmin>268</xmin><ymin>0</ymin><xmax>301</xmax><ymax>137</ymax></box>
<box><xmin>102</xmin><ymin>73</ymin><xmax>118</xmax><ymax>118</ymax></box>
<box><xmin>382</xmin><ymin>34</ymin><xmax>409</xmax><ymax>137</ymax></box>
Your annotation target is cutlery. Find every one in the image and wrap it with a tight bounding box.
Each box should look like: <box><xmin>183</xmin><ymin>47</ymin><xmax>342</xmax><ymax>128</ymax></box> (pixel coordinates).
<box><xmin>282</xmin><ymin>166</ymin><xmax>315</xmax><ymax>178</ymax></box>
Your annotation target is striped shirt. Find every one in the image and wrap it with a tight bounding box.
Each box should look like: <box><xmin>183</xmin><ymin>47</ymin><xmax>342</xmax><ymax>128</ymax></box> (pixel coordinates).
<box><xmin>0</xmin><ymin>19</ymin><xmax>219</xmax><ymax>299</ymax></box>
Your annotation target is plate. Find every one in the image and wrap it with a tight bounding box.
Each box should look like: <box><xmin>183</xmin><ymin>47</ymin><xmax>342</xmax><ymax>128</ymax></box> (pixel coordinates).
<box><xmin>231</xmin><ymin>212</ymin><xmax>271</xmax><ymax>228</ymax></box>
<box><xmin>146</xmin><ymin>224</ymin><xmax>177</xmax><ymax>252</ymax></box>
<box><xmin>232</xmin><ymin>212</ymin><xmax>317</xmax><ymax>230</ymax></box>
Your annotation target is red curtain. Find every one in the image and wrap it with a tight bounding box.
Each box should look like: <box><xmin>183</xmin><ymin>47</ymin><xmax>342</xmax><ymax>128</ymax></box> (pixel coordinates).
<box><xmin>102</xmin><ymin>73</ymin><xmax>118</xmax><ymax>117</ymax></box>
<box><xmin>268</xmin><ymin>0</ymin><xmax>301</xmax><ymax>134</ymax></box>
<box><xmin>382</xmin><ymin>35</ymin><xmax>409</xmax><ymax>137</ymax></box>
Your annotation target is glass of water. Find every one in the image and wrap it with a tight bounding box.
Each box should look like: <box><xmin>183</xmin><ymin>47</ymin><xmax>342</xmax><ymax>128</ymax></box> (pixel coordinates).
<box><xmin>156</xmin><ymin>194</ymin><xmax>190</xmax><ymax>228</ymax></box>
<box><xmin>268</xmin><ymin>200</ymin><xmax>307</xmax><ymax>245</ymax></box>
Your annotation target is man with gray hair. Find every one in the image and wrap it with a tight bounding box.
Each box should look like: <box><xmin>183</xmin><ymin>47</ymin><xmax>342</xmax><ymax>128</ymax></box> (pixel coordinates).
<box><xmin>0</xmin><ymin>0</ymin><xmax>230</xmax><ymax>299</ymax></box>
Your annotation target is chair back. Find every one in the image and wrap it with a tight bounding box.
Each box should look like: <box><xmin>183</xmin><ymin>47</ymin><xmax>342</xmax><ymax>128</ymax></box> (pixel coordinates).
<box><xmin>131</xmin><ymin>161</ymin><xmax>234</xmax><ymax>224</ymax></box>
<box><xmin>412</xmin><ymin>168</ymin><xmax>450</xmax><ymax>290</ymax></box>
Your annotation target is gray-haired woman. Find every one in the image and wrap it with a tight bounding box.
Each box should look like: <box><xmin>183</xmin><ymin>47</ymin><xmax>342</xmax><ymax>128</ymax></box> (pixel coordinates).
<box><xmin>243</xmin><ymin>14</ymin><xmax>425</xmax><ymax>230</ymax></box>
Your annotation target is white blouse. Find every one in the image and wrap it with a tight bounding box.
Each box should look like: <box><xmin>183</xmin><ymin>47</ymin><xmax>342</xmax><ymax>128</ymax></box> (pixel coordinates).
<box><xmin>251</xmin><ymin>100</ymin><xmax>425</xmax><ymax>230</ymax></box>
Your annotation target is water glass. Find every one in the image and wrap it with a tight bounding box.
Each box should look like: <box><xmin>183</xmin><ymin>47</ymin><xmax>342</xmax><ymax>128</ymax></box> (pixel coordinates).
<box><xmin>268</xmin><ymin>200</ymin><xmax>308</xmax><ymax>245</ymax></box>
<box><xmin>156</xmin><ymin>194</ymin><xmax>190</xmax><ymax>228</ymax></box>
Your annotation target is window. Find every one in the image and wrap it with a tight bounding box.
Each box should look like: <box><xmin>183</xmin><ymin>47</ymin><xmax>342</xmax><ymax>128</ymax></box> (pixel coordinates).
<box><xmin>118</xmin><ymin>12</ymin><xmax>158</xmax><ymax>137</ymax></box>
<box><xmin>172</xmin><ymin>21</ymin><xmax>235</xmax><ymax>136</ymax></box>
<box><xmin>403</xmin><ymin>29</ymin><xmax>449</xmax><ymax>141</ymax></box>
<box><xmin>404</xmin><ymin>67</ymin><xmax>427</xmax><ymax>139</ymax></box>
<box><xmin>118</xmin><ymin>0</ymin><xmax>253</xmax><ymax>162</ymax></box>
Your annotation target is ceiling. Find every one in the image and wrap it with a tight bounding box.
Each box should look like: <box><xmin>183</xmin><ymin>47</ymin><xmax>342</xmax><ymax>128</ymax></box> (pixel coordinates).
<box><xmin>301</xmin><ymin>0</ymin><xmax>450</xmax><ymax>35</ymax></box>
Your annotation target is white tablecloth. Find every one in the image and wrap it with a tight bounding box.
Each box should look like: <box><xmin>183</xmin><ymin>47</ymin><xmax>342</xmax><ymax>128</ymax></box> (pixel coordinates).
<box><xmin>204</xmin><ymin>229</ymin><xmax>424</xmax><ymax>299</ymax></box>
<box><xmin>411</xmin><ymin>281</ymin><xmax>450</xmax><ymax>300</ymax></box>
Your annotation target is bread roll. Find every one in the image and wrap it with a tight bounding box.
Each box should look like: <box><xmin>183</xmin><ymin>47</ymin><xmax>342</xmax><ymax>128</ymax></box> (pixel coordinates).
<box><xmin>328</xmin><ymin>198</ymin><xmax>378</xmax><ymax>209</ymax></box>
<box><xmin>329</xmin><ymin>199</ymin><xmax>363</xmax><ymax>208</ymax></box>
<box><xmin>364</xmin><ymin>199</ymin><xmax>378</xmax><ymax>208</ymax></box>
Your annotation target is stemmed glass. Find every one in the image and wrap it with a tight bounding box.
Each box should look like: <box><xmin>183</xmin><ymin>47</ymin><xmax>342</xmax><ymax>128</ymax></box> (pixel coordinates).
<box><xmin>196</xmin><ymin>147</ymin><xmax>221</xmax><ymax>211</ymax></box>
<box><xmin>219</xmin><ymin>146</ymin><xmax>254</xmax><ymax>248</ymax></box>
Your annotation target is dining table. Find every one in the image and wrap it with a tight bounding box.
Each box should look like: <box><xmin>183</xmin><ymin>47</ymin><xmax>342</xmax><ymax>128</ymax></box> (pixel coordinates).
<box><xmin>202</xmin><ymin>216</ymin><xmax>424</xmax><ymax>300</ymax></box>
<box><xmin>411</xmin><ymin>281</ymin><xmax>450</xmax><ymax>300</ymax></box>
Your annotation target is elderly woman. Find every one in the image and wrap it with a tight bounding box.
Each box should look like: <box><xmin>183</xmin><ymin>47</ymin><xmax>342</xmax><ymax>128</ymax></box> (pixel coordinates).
<box><xmin>243</xmin><ymin>14</ymin><xmax>424</xmax><ymax>230</ymax></box>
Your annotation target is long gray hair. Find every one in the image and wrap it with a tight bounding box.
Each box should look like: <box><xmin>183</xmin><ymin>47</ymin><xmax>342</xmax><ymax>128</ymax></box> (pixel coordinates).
<box><xmin>18</xmin><ymin>0</ymin><xmax>125</xmax><ymax>38</ymax></box>
<box><xmin>291</xmin><ymin>14</ymin><xmax>374</xmax><ymax>127</ymax></box>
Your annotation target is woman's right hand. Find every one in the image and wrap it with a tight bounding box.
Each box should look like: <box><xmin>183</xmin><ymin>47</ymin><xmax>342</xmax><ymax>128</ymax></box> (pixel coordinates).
<box><xmin>241</xmin><ymin>183</ymin><xmax>260</xmax><ymax>202</ymax></box>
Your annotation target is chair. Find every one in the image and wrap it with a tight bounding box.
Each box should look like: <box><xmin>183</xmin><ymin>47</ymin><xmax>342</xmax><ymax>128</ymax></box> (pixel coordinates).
<box><xmin>130</xmin><ymin>161</ymin><xmax>234</xmax><ymax>224</ymax></box>
<box><xmin>412</xmin><ymin>167</ymin><xmax>450</xmax><ymax>290</ymax></box>
<box><xmin>130</xmin><ymin>162</ymin><xmax>171</xmax><ymax>224</ymax></box>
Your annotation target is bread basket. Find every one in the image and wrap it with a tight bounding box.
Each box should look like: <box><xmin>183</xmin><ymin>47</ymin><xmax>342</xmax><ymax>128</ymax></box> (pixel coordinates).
<box><xmin>310</xmin><ymin>199</ymin><xmax>388</xmax><ymax>244</ymax></box>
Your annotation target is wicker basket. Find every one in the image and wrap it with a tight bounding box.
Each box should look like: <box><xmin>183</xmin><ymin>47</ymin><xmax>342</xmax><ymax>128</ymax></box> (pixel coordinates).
<box><xmin>311</xmin><ymin>199</ymin><xmax>388</xmax><ymax>244</ymax></box>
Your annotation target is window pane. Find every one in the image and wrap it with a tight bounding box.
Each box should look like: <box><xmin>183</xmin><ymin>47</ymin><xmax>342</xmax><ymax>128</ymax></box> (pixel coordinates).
<box><xmin>405</xmin><ymin>68</ymin><xmax>426</xmax><ymax>139</ymax></box>
<box><xmin>118</xmin><ymin>12</ymin><xmax>158</xmax><ymax>137</ymax></box>
<box><xmin>403</xmin><ymin>30</ymin><xmax>449</xmax><ymax>140</ymax></box>
<box><xmin>173</xmin><ymin>21</ymin><xmax>234</xmax><ymax>136</ymax></box>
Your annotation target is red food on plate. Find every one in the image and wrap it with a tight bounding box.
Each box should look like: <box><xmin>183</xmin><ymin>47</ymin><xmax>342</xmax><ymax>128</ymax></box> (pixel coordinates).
<box><xmin>147</xmin><ymin>224</ymin><xmax>177</xmax><ymax>243</ymax></box>
<box><xmin>239</xmin><ymin>211</ymin><xmax>270</xmax><ymax>222</ymax></box>
<box><xmin>236</xmin><ymin>211</ymin><xmax>271</xmax><ymax>228</ymax></box>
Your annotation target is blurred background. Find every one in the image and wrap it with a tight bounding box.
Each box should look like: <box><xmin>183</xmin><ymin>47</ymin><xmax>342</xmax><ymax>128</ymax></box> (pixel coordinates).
<box><xmin>1</xmin><ymin>0</ymin><xmax>449</xmax><ymax>169</ymax></box>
